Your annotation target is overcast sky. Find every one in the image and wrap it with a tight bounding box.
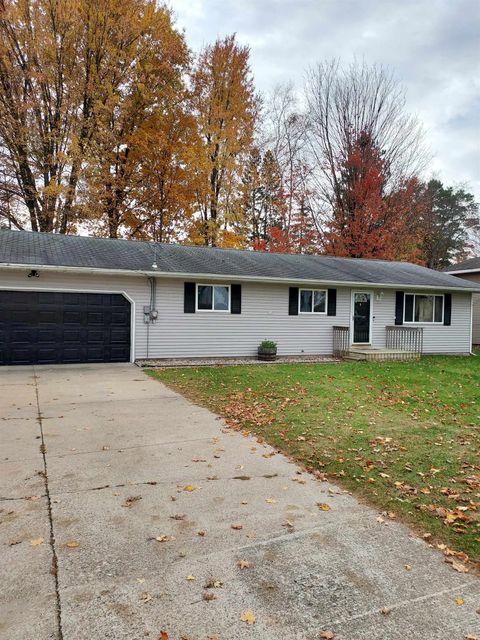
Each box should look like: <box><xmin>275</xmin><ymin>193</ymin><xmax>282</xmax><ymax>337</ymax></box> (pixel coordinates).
<box><xmin>171</xmin><ymin>0</ymin><xmax>480</xmax><ymax>198</ymax></box>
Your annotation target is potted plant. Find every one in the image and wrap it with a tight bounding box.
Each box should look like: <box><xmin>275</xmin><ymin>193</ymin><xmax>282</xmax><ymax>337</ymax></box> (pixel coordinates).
<box><xmin>258</xmin><ymin>339</ymin><xmax>278</xmax><ymax>361</ymax></box>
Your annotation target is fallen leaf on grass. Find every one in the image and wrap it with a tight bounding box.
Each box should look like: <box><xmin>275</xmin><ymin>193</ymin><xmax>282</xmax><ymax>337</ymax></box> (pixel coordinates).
<box><xmin>240</xmin><ymin>611</ymin><xmax>256</xmax><ymax>625</ymax></box>
<box><xmin>319</xmin><ymin>632</ymin><xmax>335</xmax><ymax>639</ymax></box>
<box><xmin>65</xmin><ymin>541</ymin><xmax>80</xmax><ymax>548</ymax></box>
<box><xmin>237</xmin><ymin>560</ymin><xmax>250</xmax><ymax>569</ymax></box>
<box><xmin>30</xmin><ymin>537</ymin><xmax>44</xmax><ymax>546</ymax></box>
<box><xmin>317</xmin><ymin>503</ymin><xmax>331</xmax><ymax>511</ymax></box>
<box><xmin>231</xmin><ymin>523</ymin><xmax>243</xmax><ymax>530</ymax></box>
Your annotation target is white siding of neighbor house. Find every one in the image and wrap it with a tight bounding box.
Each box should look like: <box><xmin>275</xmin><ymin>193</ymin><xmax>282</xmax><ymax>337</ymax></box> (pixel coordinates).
<box><xmin>0</xmin><ymin>269</ymin><xmax>473</xmax><ymax>358</ymax></box>
<box><xmin>450</xmin><ymin>272</ymin><xmax>480</xmax><ymax>345</ymax></box>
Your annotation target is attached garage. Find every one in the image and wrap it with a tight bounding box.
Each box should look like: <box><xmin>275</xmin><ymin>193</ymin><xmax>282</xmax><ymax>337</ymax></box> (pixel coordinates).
<box><xmin>0</xmin><ymin>290</ymin><xmax>131</xmax><ymax>366</ymax></box>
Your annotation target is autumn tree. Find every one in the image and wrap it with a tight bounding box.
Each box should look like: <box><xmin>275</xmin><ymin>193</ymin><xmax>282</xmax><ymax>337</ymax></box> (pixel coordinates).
<box><xmin>305</xmin><ymin>60</ymin><xmax>429</xmax><ymax>243</ymax></box>
<box><xmin>322</xmin><ymin>130</ymin><xmax>423</xmax><ymax>260</ymax></box>
<box><xmin>190</xmin><ymin>35</ymin><xmax>258</xmax><ymax>247</ymax></box>
<box><xmin>0</xmin><ymin>0</ymin><xmax>188</xmax><ymax>235</ymax></box>
<box><xmin>418</xmin><ymin>179</ymin><xmax>480</xmax><ymax>269</ymax></box>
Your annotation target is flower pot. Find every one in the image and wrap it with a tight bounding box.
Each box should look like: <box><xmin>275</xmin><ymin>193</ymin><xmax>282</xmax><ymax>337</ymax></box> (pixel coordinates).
<box><xmin>257</xmin><ymin>346</ymin><xmax>277</xmax><ymax>361</ymax></box>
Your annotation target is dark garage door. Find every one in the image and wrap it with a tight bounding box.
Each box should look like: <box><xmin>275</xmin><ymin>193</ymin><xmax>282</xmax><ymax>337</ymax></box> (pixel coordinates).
<box><xmin>0</xmin><ymin>291</ymin><xmax>131</xmax><ymax>366</ymax></box>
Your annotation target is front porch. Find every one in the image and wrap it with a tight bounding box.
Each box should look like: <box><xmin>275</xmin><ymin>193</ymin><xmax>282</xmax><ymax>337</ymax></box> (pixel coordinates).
<box><xmin>333</xmin><ymin>325</ymin><xmax>424</xmax><ymax>361</ymax></box>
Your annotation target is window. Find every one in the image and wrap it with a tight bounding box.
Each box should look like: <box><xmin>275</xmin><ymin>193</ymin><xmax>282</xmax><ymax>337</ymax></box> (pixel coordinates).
<box><xmin>299</xmin><ymin>289</ymin><xmax>327</xmax><ymax>313</ymax></box>
<box><xmin>196</xmin><ymin>285</ymin><xmax>230</xmax><ymax>312</ymax></box>
<box><xmin>404</xmin><ymin>294</ymin><xmax>444</xmax><ymax>323</ymax></box>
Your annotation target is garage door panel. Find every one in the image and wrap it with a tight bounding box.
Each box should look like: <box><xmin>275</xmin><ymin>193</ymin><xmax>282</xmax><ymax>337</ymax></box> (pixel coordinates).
<box><xmin>0</xmin><ymin>291</ymin><xmax>130</xmax><ymax>365</ymax></box>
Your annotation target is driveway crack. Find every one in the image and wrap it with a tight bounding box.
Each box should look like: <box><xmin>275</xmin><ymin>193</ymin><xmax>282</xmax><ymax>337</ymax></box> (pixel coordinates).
<box><xmin>33</xmin><ymin>367</ymin><xmax>64</xmax><ymax>640</ymax></box>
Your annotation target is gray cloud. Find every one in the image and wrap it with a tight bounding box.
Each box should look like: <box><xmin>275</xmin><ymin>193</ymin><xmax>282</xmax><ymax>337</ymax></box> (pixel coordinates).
<box><xmin>171</xmin><ymin>0</ymin><xmax>480</xmax><ymax>197</ymax></box>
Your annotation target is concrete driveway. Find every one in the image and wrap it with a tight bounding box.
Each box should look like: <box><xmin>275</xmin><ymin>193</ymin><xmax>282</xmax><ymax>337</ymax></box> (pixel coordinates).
<box><xmin>0</xmin><ymin>364</ymin><xmax>478</xmax><ymax>640</ymax></box>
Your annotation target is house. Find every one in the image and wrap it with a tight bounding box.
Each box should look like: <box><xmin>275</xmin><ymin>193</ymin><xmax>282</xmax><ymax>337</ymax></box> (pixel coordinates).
<box><xmin>1</xmin><ymin>229</ymin><xmax>479</xmax><ymax>366</ymax></box>
<box><xmin>445</xmin><ymin>257</ymin><xmax>480</xmax><ymax>346</ymax></box>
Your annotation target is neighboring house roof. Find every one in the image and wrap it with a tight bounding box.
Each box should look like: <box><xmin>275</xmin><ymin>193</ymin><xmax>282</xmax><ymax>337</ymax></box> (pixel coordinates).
<box><xmin>445</xmin><ymin>256</ymin><xmax>480</xmax><ymax>274</ymax></box>
<box><xmin>1</xmin><ymin>229</ymin><xmax>480</xmax><ymax>291</ymax></box>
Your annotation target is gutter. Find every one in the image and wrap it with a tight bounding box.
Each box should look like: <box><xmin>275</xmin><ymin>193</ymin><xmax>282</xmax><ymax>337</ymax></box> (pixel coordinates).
<box><xmin>1</xmin><ymin>262</ymin><xmax>480</xmax><ymax>293</ymax></box>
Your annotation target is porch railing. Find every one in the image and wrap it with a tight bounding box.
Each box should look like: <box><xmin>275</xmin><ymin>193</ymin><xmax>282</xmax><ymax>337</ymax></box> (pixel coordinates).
<box><xmin>333</xmin><ymin>326</ymin><xmax>350</xmax><ymax>357</ymax></box>
<box><xmin>386</xmin><ymin>326</ymin><xmax>423</xmax><ymax>354</ymax></box>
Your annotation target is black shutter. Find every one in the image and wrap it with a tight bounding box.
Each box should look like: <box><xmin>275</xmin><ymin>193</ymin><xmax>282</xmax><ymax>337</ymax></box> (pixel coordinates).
<box><xmin>184</xmin><ymin>282</ymin><xmax>196</xmax><ymax>313</ymax></box>
<box><xmin>327</xmin><ymin>288</ymin><xmax>337</xmax><ymax>316</ymax></box>
<box><xmin>444</xmin><ymin>293</ymin><xmax>452</xmax><ymax>326</ymax></box>
<box><xmin>231</xmin><ymin>284</ymin><xmax>241</xmax><ymax>314</ymax></box>
<box><xmin>395</xmin><ymin>291</ymin><xmax>404</xmax><ymax>325</ymax></box>
<box><xmin>289</xmin><ymin>287</ymin><xmax>299</xmax><ymax>315</ymax></box>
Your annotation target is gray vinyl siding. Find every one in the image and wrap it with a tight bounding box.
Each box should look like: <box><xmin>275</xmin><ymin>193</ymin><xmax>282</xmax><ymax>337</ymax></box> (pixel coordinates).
<box><xmin>370</xmin><ymin>289</ymin><xmax>472</xmax><ymax>354</ymax></box>
<box><xmin>450</xmin><ymin>272</ymin><xmax>480</xmax><ymax>345</ymax></box>
<box><xmin>0</xmin><ymin>269</ymin><xmax>473</xmax><ymax>358</ymax></box>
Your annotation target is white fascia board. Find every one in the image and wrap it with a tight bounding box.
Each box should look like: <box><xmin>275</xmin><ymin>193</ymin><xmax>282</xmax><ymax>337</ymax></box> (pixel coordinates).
<box><xmin>1</xmin><ymin>262</ymin><xmax>479</xmax><ymax>293</ymax></box>
<box><xmin>445</xmin><ymin>268</ymin><xmax>480</xmax><ymax>275</ymax></box>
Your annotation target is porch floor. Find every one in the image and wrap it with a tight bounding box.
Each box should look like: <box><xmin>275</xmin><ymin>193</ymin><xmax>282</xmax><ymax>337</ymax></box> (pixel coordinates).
<box><xmin>344</xmin><ymin>347</ymin><xmax>421</xmax><ymax>361</ymax></box>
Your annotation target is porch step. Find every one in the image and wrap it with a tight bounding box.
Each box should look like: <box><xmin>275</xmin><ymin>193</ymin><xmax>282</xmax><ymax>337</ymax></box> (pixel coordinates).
<box><xmin>344</xmin><ymin>348</ymin><xmax>420</xmax><ymax>362</ymax></box>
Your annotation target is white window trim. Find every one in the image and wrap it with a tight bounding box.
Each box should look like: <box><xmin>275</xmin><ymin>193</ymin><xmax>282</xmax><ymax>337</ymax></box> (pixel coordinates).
<box><xmin>403</xmin><ymin>293</ymin><xmax>444</xmax><ymax>325</ymax></box>
<box><xmin>195</xmin><ymin>283</ymin><xmax>231</xmax><ymax>313</ymax></box>
<box><xmin>298</xmin><ymin>288</ymin><xmax>328</xmax><ymax>314</ymax></box>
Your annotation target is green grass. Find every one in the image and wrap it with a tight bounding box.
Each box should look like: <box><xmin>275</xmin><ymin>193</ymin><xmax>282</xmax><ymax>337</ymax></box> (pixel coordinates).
<box><xmin>147</xmin><ymin>356</ymin><xmax>480</xmax><ymax>563</ymax></box>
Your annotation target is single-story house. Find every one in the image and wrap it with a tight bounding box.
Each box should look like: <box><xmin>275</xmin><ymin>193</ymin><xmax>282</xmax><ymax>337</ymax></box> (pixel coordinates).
<box><xmin>1</xmin><ymin>229</ymin><xmax>479</xmax><ymax>366</ymax></box>
<box><xmin>445</xmin><ymin>257</ymin><xmax>480</xmax><ymax>346</ymax></box>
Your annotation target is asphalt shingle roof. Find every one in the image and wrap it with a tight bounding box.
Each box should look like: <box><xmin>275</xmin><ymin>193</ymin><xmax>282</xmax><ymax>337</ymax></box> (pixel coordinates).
<box><xmin>445</xmin><ymin>256</ymin><xmax>480</xmax><ymax>273</ymax></box>
<box><xmin>1</xmin><ymin>229</ymin><xmax>479</xmax><ymax>291</ymax></box>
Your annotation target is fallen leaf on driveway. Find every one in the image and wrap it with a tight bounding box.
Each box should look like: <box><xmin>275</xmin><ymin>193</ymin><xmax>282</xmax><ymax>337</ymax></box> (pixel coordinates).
<box><xmin>154</xmin><ymin>535</ymin><xmax>176</xmax><ymax>543</ymax></box>
<box><xmin>203</xmin><ymin>591</ymin><xmax>216</xmax><ymax>601</ymax></box>
<box><xmin>231</xmin><ymin>523</ymin><xmax>243</xmax><ymax>530</ymax></box>
<box><xmin>317</xmin><ymin>503</ymin><xmax>331</xmax><ymax>511</ymax></box>
<box><xmin>158</xmin><ymin>632</ymin><xmax>169</xmax><ymax>640</ymax></box>
<box><xmin>455</xmin><ymin>597</ymin><xmax>465</xmax><ymax>606</ymax></box>
<box><xmin>381</xmin><ymin>607</ymin><xmax>391</xmax><ymax>615</ymax></box>
<box><xmin>265</xmin><ymin>497</ymin><xmax>276</xmax><ymax>504</ymax></box>
<box><xmin>237</xmin><ymin>560</ymin><xmax>250</xmax><ymax>569</ymax></box>
<box><xmin>465</xmin><ymin>635</ymin><xmax>479</xmax><ymax>640</ymax></box>
<box><xmin>445</xmin><ymin>557</ymin><xmax>469</xmax><ymax>573</ymax></box>
<box><xmin>65</xmin><ymin>541</ymin><xmax>79</xmax><ymax>548</ymax></box>
<box><xmin>141</xmin><ymin>592</ymin><xmax>152</xmax><ymax>602</ymax></box>
<box><xmin>186</xmin><ymin>575</ymin><xmax>196</xmax><ymax>581</ymax></box>
<box><xmin>282</xmin><ymin>520</ymin><xmax>294</xmax><ymax>528</ymax></box>
<box><xmin>30</xmin><ymin>537</ymin><xmax>44</xmax><ymax>546</ymax></box>
<box><xmin>123</xmin><ymin>495</ymin><xmax>142</xmax><ymax>508</ymax></box>
<box><xmin>240</xmin><ymin>611</ymin><xmax>256</xmax><ymax>624</ymax></box>
<box><xmin>183</xmin><ymin>485</ymin><xmax>197</xmax><ymax>492</ymax></box>
<box><xmin>319</xmin><ymin>632</ymin><xmax>335</xmax><ymax>639</ymax></box>
<box><xmin>197</xmin><ymin>530</ymin><xmax>206</xmax><ymax>536</ymax></box>
<box><xmin>204</xmin><ymin>577</ymin><xmax>223</xmax><ymax>588</ymax></box>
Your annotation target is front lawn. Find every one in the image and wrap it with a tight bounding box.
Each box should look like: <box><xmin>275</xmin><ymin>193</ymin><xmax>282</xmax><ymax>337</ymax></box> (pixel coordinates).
<box><xmin>148</xmin><ymin>357</ymin><xmax>480</xmax><ymax>564</ymax></box>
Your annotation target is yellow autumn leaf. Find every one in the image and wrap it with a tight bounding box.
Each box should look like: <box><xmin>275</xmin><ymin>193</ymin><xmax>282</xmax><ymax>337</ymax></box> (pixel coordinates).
<box><xmin>155</xmin><ymin>535</ymin><xmax>176</xmax><ymax>542</ymax></box>
<box><xmin>186</xmin><ymin>575</ymin><xmax>196</xmax><ymax>581</ymax></box>
<box><xmin>240</xmin><ymin>611</ymin><xmax>256</xmax><ymax>624</ymax></box>
<box><xmin>237</xmin><ymin>559</ymin><xmax>250</xmax><ymax>569</ymax></box>
<box><xmin>30</xmin><ymin>537</ymin><xmax>44</xmax><ymax>546</ymax></box>
<box><xmin>65</xmin><ymin>541</ymin><xmax>79</xmax><ymax>548</ymax></box>
<box><xmin>183</xmin><ymin>485</ymin><xmax>196</xmax><ymax>492</ymax></box>
<box><xmin>455</xmin><ymin>597</ymin><xmax>465</xmax><ymax>606</ymax></box>
<box><xmin>265</xmin><ymin>497</ymin><xmax>277</xmax><ymax>504</ymax></box>
<box><xmin>317</xmin><ymin>503</ymin><xmax>331</xmax><ymax>511</ymax></box>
